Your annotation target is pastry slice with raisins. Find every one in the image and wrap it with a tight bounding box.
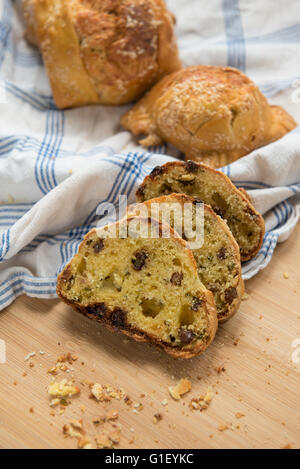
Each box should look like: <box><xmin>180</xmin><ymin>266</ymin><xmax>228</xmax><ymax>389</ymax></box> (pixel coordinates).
<box><xmin>129</xmin><ymin>193</ymin><xmax>244</xmax><ymax>322</ymax></box>
<box><xmin>57</xmin><ymin>217</ymin><xmax>218</xmax><ymax>359</ymax></box>
<box><xmin>136</xmin><ymin>160</ymin><xmax>265</xmax><ymax>261</ymax></box>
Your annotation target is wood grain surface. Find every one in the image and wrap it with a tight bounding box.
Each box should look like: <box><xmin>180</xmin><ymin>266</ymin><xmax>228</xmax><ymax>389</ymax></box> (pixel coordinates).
<box><xmin>0</xmin><ymin>224</ymin><xmax>299</xmax><ymax>449</ymax></box>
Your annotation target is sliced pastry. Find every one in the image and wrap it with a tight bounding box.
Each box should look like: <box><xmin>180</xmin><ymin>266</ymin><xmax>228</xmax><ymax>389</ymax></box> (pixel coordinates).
<box><xmin>128</xmin><ymin>193</ymin><xmax>244</xmax><ymax>322</ymax></box>
<box><xmin>57</xmin><ymin>217</ymin><xmax>218</xmax><ymax>358</ymax></box>
<box><xmin>136</xmin><ymin>160</ymin><xmax>265</xmax><ymax>261</ymax></box>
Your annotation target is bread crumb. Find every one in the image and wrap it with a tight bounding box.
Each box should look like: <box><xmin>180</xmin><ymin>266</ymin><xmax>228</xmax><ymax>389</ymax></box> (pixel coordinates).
<box><xmin>24</xmin><ymin>352</ymin><xmax>36</xmax><ymax>362</ymax></box>
<box><xmin>95</xmin><ymin>434</ymin><xmax>113</xmax><ymax>449</ymax></box>
<box><xmin>71</xmin><ymin>420</ymin><xmax>83</xmax><ymax>431</ymax></box>
<box><xmin>133</xmin><ymin>402</ymin><xmax>143</xmax><ymax>412</ymax></box>
<box><xmin>168</xmin><ymin>378</ymin><xmax>192</xmax><ymax>400</ymax></box>
<box><xmin>49</xmin><ymin>398</ymin><xmax>60</xmax><ymax>407</ymax></box>
<box><xmin>77</xmin><ymin>437</ymin><xmax>93</xmax><ymax>450</ymax></box>
<box><xmin>63</xmin><ymin>420</ymin><xmax>84</xmax><ymax>439</ymax></box>
<box><xmin>48</xmin><ymin>363</ymin><xmax>67</xmax><ymax>374</ymax></box>
<box><xmin>242</xmin><ymin>292</ymin><xmax>249</xmax><ymax>301</ymax></box>
<box><xmin>283</xmin><ymin>272</ymin><xmax>289</xmax><ymax>279</ymax></box>
<box><xmin>161</xmin><ymin>399</ymin><xmax>168</xmax><ymax>406</ymax></box>
<box><xmin>189</xmin><ymin>387</ymin><xmax>213</xmax><ymax>411</ymax></box>
<box><xmin>218</xmin><ymin>424</ymin><xmax>229</xmax><ymax>432</ymax></box>
<box><xmin>90</xmin><ymin>383</ymin><xmax>125</xmax><ymax>402</ymax></box>
<box><xmin>153</xmin><ymin>413</ymin><xmax>163</xmax><ymax>424</ymax></box>
<box><xmin>95</xmin><ymin>429</ymin><xmax>121</xmax><ymax>449</ymax></box>
<box><xmin>235</xmin><ymin>412</ymin><xmax>245</xmax><ymax>419</ymax></box>
<box><xmin>48</xmin><ymin>379</ymin><xmax>80</xmax><ymax>397</ymax></box>
<box><xmin>90</xmin><ymin>383</ymin><xmax>105</xmax><ymax>401</ymax></box>
<box><xmin>48</xmin><ymin>353</ymin><xmax>78</xmax><ymax>375</ymax></box>
<box><xmin>124</xmin><ymin>395</ymin><xmax>133</xmax><ymax>406</ymax></box>
<box><xmin>93</xmin><ymin>415</ymin><xmax>106</xmax><ymax>426</ymax></box>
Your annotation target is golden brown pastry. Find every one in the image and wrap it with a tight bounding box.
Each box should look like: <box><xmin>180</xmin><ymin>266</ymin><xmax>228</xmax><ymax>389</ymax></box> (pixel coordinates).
<box><xmin>23</xmin><ymin>0</ymin><xmax>181</xmax><ymax>108</ymax></box>
<box><xmin>57</xmin><ymin>217</ymin><xmax>218</xmax><ymax>359</ymax></box>
<box><xmin>136</xmin><ymin>160</ymin><xmax>265</xmax><ymax>262</ymax></box>
<box><xmin>128</xmin><ymin>193</ymin><xmax>244</xmax><ymax>322</ymax></box>
<box><xmin>121</xmin><ymin>66</ymin><xmax>297</xmax><ymax>168</ymax></box>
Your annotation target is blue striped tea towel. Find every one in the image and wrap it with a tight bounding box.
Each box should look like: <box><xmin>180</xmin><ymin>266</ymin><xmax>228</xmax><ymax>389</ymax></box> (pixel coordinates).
<box><xmin>0</xmin><ymin>0</ymin><xmax>299</xmax><ymax>310</ymax></box>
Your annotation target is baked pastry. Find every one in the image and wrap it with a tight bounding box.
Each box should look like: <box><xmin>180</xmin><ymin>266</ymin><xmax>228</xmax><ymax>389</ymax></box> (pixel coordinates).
<box><xmin>136</xmin><ymin>160</ymin><xmax>265</xmax><ymax>261</ymax></box>
<box><xmin>23</xmin><ymin>0</ymin><xmax>181</xmax><ymax>108</ymax></box>
<box><xmin>128</xmin><ymin>193</ymin><xmax>244</xmax><ymax>322</ymax></box>
<box><xmin>57</xmin><ymin>217</ymin><xmax>218</xmax><ymax>359</ymax></box>
<box><xmin>121</xmin><ymin>65</ymin><xmax>297</xmax><ymax>167</ymax></box>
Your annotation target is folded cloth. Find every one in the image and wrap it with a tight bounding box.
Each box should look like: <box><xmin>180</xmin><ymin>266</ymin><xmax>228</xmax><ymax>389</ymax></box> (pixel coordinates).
<box><xmin>0</xmin><ymin>0</ymin><xmax>299</xmax><ymax>311</ymax></box>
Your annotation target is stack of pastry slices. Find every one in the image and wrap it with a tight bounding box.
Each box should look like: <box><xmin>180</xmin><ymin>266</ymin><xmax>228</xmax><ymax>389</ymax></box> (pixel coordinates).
<box><xmin>57</xmin><ymin>161</ymin><xmax>265</xmax><ymax>359</ymax></box>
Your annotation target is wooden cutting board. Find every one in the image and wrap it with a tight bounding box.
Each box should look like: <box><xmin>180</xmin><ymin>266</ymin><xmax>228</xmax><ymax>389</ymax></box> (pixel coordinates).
<box><xmin>0</xmin><ymin>224</ymin><xmax>299</xmax><ymax>449</ymax></box>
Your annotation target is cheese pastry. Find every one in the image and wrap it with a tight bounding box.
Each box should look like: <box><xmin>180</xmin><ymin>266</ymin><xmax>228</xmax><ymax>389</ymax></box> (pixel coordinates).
<box><xmin>57</xmin><ymin>217</ymin><xmax>217</xmax><ymax>358</ymax></box>
<box><xmin>122</xmin><ymin>66</ymin><xmax>297</xmax><ymax>167</ymax></box>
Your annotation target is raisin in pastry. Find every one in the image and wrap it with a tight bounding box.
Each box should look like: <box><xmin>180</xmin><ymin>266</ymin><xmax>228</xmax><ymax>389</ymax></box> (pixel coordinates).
<box><xmin>57</xmin><ymin>217</ymin><xmax>217</xmax><ymax>359</ymax></box>
<box><xmin>136</xmin><ymin>160</ymin><xmax>265</xmax><ymax>262</ymax></box>
<box><xmin>128</xmin><ymin>194</ymin><xmax>244</xmax><ymax>322</ymax></box>
<box><xmin>23</xmin><ymin>0</ymin><xmax>181</xmax><ymax>108</ymax></box>
<box><xmin>121</xmin><ymin>65</ymin><xmax>297</xmax><ymax>167</ymax></box>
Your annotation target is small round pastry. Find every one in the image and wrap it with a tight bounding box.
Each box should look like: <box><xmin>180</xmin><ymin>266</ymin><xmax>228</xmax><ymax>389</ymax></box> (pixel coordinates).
<box><xmin>23</xmin><ymin>0</ymin><xmax>181</xmax><ymax>108</ymax></box>
<box><xmin>121</xmin><ymin>65</ymin><xmax>297</xmax><ymax>168</ymax></box>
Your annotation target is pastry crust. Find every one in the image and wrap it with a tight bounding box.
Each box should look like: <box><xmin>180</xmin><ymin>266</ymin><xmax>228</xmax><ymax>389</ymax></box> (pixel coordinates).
<box><xmin>57</xmin><ymin>217</ymin><xmax>218</xmax><ymax>359</ymax></box>
<box><xmin>121</xmin><ymin>65</ymin><xmax>297</xmax><ymax>167</ymax></box>
<box><xmin>23</xmin><ymin>0</ymin><xmax>181</xmax><ymax>108</ymax></box>
<box><xmin>128</xmin><ymin>194</ymin><xmax>244</xmax><ymax>322</ymax></box>
<box><xmin>136</xmin><ymin>160</ymin><xmax>265</xmax><ymax>262</ymax></box>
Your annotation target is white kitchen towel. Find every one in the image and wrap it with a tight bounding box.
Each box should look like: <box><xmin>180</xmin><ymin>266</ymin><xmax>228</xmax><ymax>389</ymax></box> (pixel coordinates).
<box><xmin>0</xmin><ymin>0</ymin><xmax>299</xmax><ymax>311</ymax></box>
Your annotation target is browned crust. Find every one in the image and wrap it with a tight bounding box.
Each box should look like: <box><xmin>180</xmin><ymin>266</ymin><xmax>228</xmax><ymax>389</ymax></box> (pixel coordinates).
<box><xmin>238</xmin><ymin>187</ymin><xmax>252</xmax><ymax>203</ymax></box>
<box><xmin>269</xmin><ymin>105</ymin><xmax>298</xmax><ymax>139</ymax></box>
<box><xmin>57</xmin><ymin>217</ymin><xmax>218</xmax><ymax>359</ymax></box>
<box><xmin>121</xmin><ymin>65</ymin><xmax>297</xmax><ymax>167</ymax></box>
<box><xmin>129</xmin><ymin>193</ymin><xmax>244</xmax><ymax>322</ymax></box>
<box><xmin>57</xmin><ymin>288</ymin><xmax>217</xmax><ymax>359</ymax></box>
<box><xmin>22</xmin><ymin>0</ymin><xmax>38</xmax><ymax>46</ymax></box>
<box><xmin>23</xmin><ymin>0</ymin><xmax>181</xmax><ymax>108</ymax></box>
<box><xmin>136</xmin><ymin>160</ymin><xmax>265</xmax><ymax>262</ymax></box>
